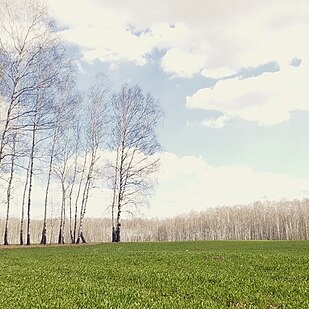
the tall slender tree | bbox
[40,73,78,245]
[0,0,69,245]
[3,130,17,245]
[75,75,110,244]
[109,84,162,242]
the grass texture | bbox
[0,241,308,308]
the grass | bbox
[0,241,308,308]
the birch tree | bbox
[0,0,61,169]
[54,141,72,244]
[68,124,82,243]
[53,114,80,244]
[109,84,162,242]
[40,74,78,245]
[0,0,69,245]
[3,130,17,245]
[75,76,110,244]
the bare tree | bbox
[68,124,82,243]
[25,67,64,245]
[40,73,78,245]
[72,150,87,244]
[0,0,69,245]
[0,0,60,169]
[54,143,71,244]
[75,76,110,244]
[53,118,80,244]
[109,84,162,242]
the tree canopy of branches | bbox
[109,84,162,242]
[0,0,73,245]
[0,1,162,246]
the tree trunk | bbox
[115,205,122,242]
[115,224,121,243]
[76,217,87,244]
[76,150,96,244]
[41,133,57,245]
[112,227,116,242]
[68,154,78,244]
[4,133,17,245]
[111,146,120,242]
[58,181,66,244]
[26,123,37,246]
[73,153,87,243]
[20,160,31,245]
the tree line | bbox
[1,199,308,244]
[0,0,162,245]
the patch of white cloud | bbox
[201,68,236,80]
[47,0,193,66]
[46,0,309,78]
[186,61,309,126]
[161,48,207,78]
[3,151,309,219]
[147,152,309,217]
[201,115,231,129]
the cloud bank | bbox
[46,0,309,126]
[47,0,309,77]
[2,152,309,219]
[187,61,309,126]
[148,152,309,217]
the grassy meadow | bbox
[0,241,308,308]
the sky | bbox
[37,0,309,218]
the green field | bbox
[0,241,308,308]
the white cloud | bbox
[47,0,192,66]
[201,115,231,129]
[2,151,309,219]
[55,3,152,65]
[201,68,236,79]
[146,152,309,217]
[161,48,207,78]
[46,0,309,77]
[186,61,309,126]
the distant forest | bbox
[1,199,308,244]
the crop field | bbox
[0,241,308,308]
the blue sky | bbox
[42,0,309,217]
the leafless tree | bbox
[75,76,110,244]
[68,124,82,243]
[0,0,69,245]
[25,60,67,245]
[72,149,87,244]
[1,199,309,244]
[40,73,78,245]
[53,114,80,244]
[0,0,61,168]
[54,142,72,244]
[109,84,162,242]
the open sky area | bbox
[39,0,309,218]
